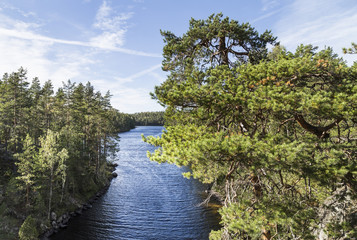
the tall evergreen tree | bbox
[0,68,30,152]
[15,135,37,205]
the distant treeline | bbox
[0,68,135,239]
[131,111,165,126]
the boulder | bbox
[50,212,57,221]
[57,215,63,224]
[51,221,58,229]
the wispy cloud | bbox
[0,2,38,19]
[91,1,133,49]
[99,63,164,113]
[261,0,280,11]
[251,7,284,23]
[0,24,160,57]
[275,0,357,63]
[0,1,160,57]
[116,64,162,83]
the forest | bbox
[144,13,357,239]
[131,111,165,126]
[0,71,136,239]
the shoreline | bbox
[39,164,118,240]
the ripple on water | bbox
[50,126,221,240]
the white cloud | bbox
[111,87,164,113]
[0,21,160,57]
[90,31,126,49]
[106,64,165,113]
[91,75,164,113]
[90,1,133,49]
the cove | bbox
[50,126,221,240]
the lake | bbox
[50,126,220,240]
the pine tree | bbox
[146,14,357,239]
[0,68,30,152]
[15,135,37,205]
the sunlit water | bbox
[50,126,221,240]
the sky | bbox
[0,0,356,113]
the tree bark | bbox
[219,37,229,65]
[294,114,342,138]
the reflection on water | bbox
[50,126,221,240]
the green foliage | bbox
[18,215,38,240]
[343,42,357,54]
[15,135,37,204]
[38,129,68,219]
[146,14,357,239]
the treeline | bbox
[0,68,135,239]
[131,111,164,126]
[145,14,357,239]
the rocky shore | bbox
[39,164,119,240]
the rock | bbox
[50,212,57,221]
[51,221,58,229]
[62,216,69,225]
[112,172,118,178]
[40,223,48,232]
[75,208,82,215]
[59,223,68,229]
[44,228,54,238]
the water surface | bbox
[51,126,220,240]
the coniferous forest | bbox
[0,69,135,239]
[144,14,357,239]
[131,111,164,126]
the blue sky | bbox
[0,0,356,113]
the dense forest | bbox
[145,14,357,239]
[0,70,135,239]
[131,111,164,126]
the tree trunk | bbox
[219,37,229,65]
[48,167,53,220]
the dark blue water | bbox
[50,126,221,240]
